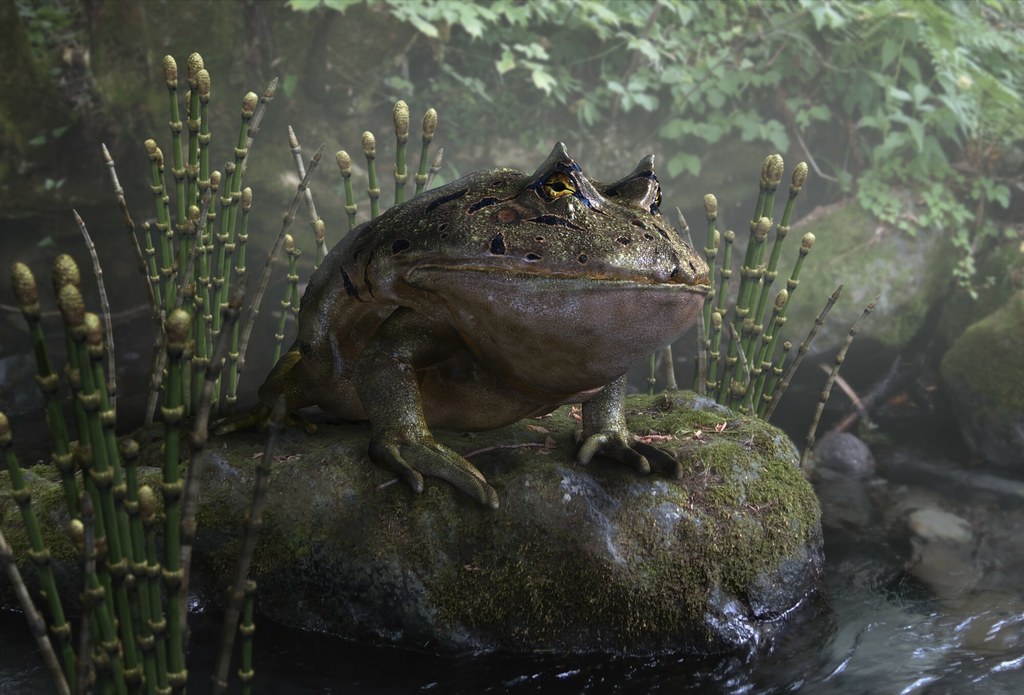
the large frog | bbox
[253,143,709,507]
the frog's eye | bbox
[651,187,662,214]
[541,172,576,200]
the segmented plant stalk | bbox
[757,232,816,417]
[749,163,808,360]
[363,131,380,218]
[764,285,843,421]
[393,100,410,205]
[161,309,190,692]
[0,413,76,689]
[0,528,71,695]
[708,310,724,397]
[701,195,719,341]
[185,53,203,216]
[139,485,170,693]
[273,235,300,364]
[162,57,188,279]
[287,125,327,267]
[78,312,142,687]
[426,147,444,190]
[145,140,175,309]
[238,579,257,695]
[70,499,93,694]
[196,66,212,191]
[102,143,156,313]
[10,263,79,516]
[226,188,253,411]
[708,229,734,398]
[192,199,213,411]
[212,397,286,695]
[179,289,243,631]
[414,108,438,195]
[647,352,656,396]
[761,340,792,414]
[52,260,107,546]
[239,77,278,180]
[120,439,159,692]
[800,297,877,468]
[337,150,357,231]
[237,146,325,385]
[752,289,789,414]
[73,210,117,409]
[216,92,257,325]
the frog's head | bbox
[382,143,712,392]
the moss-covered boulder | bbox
[781,198,956,353]
[1,393,822,655]
[940,290,1024,470]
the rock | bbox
[812,432,875,479]
[780,198,956,355]
[1,393,823,655]
[905,508,981,596]
[940,289,1024,470]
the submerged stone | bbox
[1,393,823,655]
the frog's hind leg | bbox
[214,345,317,434]
[354,307,500,508]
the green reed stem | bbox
[139,485,170,693]
[337,150,357,231]
[415,108,437,196]
[145,140,175,310]
[0,413,76,690]
[161,309,190,692]
[212,397,286,695]
[273,235,300,364]
[426,147,444,190]
[287,125,327,266]
[238,579,257,695]
[185,53,203,217]
[393,100,410,205]
[162,57,188,283]
[363,131,380,219]
[226,188,252,412]
[764,285,842,421]
[800,296,877,468]
[10,263,79,516]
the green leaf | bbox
[496,49,516,75]
[51,125,69,138]
[881,38,900,70]
[28,135,46,146]
[530,66,557,95]
[667,152,701,178]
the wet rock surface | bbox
[1,393,823,655]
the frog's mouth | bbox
[407,258,711,292]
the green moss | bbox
[941,290,1024,416]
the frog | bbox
[243,142,710,508]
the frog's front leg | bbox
[353,307,500,509]
[577,374,683,479]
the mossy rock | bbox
[940,290,1024,470]
[781,198,957,353]
[0,393,822,655]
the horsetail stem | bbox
[393,100,410,205]
[161,309,189,691]
[287,125,327,267]
[185,53,203,214]
[363,131,380,219]
[336,150,357,231]
[415,108,438,195]
[273,234,300,364]
[10,262,79,516]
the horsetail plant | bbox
[337,149,358,231]
[274,234,300,364]
[363,131,381,219]
[287,125,328,267]
[393,100,410,205]
[415,108,438,195]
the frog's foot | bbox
[369,434,500,509]
[576,430,684,479]
[213,405,318,435]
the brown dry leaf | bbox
[526,424,550,433]
[715,421,728,433]
[636,432,674,444]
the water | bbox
[3,440,1023,693]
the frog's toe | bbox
[577,432,683,479]
[369,439,500,509]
